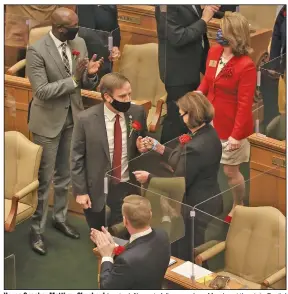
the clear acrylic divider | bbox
[258,53,286,139]
[105,136,190,257]
[4,254,16,289]
[78,26,118,77]
[193,164,285,289]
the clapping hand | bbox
[75,58,89,81]
[87,54,104,76]
[90,226,115,257]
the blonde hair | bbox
[122,195,152,229]
[221,12,253,56]
[177,91,214,129]
[98,72,130,100]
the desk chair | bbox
[5,131,42,232]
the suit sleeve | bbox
[81,43,99,90]
[140,106,148,137]
[70,115,89,196]
[100,257,133,290]
[26,46,75,101]
[270,8,285,61]
[231,62,257,140]
[166,6,207,47]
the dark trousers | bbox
[83,181,139,230]
[161,84,198,144]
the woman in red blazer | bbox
[198,12,257,222]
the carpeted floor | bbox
[4,212,98,290]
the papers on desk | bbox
[169,258,176,266]
[171,261,212,280]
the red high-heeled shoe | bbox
[224,215,232,223]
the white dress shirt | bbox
[49,31,77,88]
[104,104,129,182]
[101,227,153,264]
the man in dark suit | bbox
[77,5,121,80]
[155,5,221,144]
[26,7,102,255]
[91,195,170,290]
[71,73,147,230]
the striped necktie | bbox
[61,43,71,77]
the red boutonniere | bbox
[72,49,80,59]
[113,245,125,256]
[221,66,233,78]
[129,116,142,137]
[283,10,286,17]
[179,133,192,145]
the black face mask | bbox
[62,27,79,40]
[111,98,131,113]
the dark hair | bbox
[177,91,214,128]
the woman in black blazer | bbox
[134,91,223,261]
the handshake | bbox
[136,136,164,154]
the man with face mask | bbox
[26,7,103,255]
[70,72,148,232]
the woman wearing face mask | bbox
[133,91,223,261]
[197,12,257,223]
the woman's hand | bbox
[133,171,150,184]
[227,136,241,151]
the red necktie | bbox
[112,114,122,184]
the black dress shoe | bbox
[53,221,80,239]
[30,229,47,255]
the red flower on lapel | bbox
[72,49,80,58]
[132,120,142,131]
[113,245,125,256]
[221,66,233,78]
[179,134,192,145]
[283,10,286,17]
[129,117,142,137]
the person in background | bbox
[155,5,222,145]
[269,5,286,115]
[133,92,223,261]
[91,195,170,290]
[5,5,76,77]
[197,12,257,222]
[26,7,101,255]
[77,5,121,80]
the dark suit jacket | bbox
[270,5,286,74]
[77,5,120,77]
[155,5,223,87]
[162,124,222,213]
[70,103,147,212]
[100,228,170,289]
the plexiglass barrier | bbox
[259,53,286,140]
[4,254,16,289]
[193,164,285,289]
[105,137,188,251]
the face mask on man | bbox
[62,27,79,40]
[216,29,229,47]
[110,98,131,113]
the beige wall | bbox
[240,5,278,29]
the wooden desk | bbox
[248,133,286,215]
[165,256,244,290]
